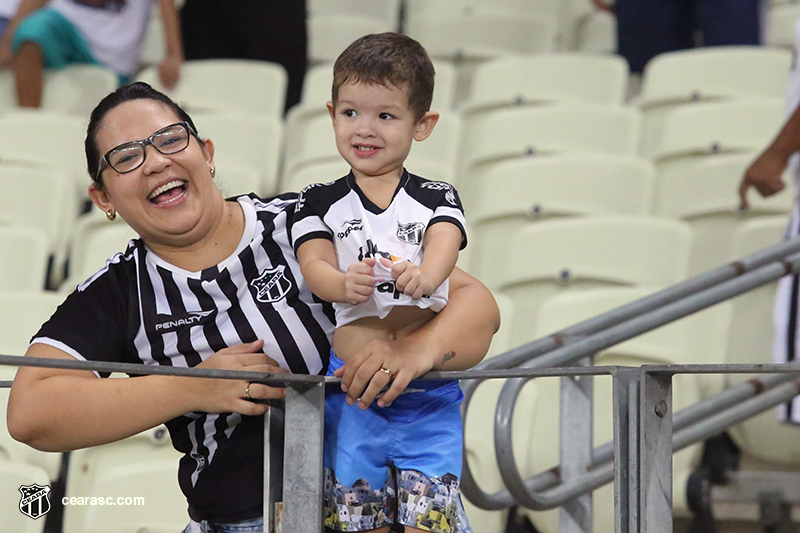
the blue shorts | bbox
[323,352,473,532]
[11,8,97,69]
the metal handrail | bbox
[460,236,800,510]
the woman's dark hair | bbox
[86,81,201,186]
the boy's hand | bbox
[344,258,376,305]
[379,257,435,300]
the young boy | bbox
[291,33,473,532]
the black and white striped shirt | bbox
[33,193,335,523]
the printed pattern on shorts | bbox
[324,468,463,532]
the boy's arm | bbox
[384,222,462,299]
[296,239,374,305]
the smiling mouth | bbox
[148,180,187,204]
[354,145,380,152]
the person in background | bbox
[179,0,307,113]
[0,0,21,43]
[6,81,499,532]
[592,0,761,73]
[0,0,182,107]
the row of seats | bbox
[464,215,791,533]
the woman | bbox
[6,82,499,532]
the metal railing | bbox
[2,236,800,532]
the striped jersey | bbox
[290,171,467,327]
[32,193,335,523]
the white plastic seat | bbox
[193,112,284,196]
[0,226,49,292]
[496,216,692,347]
[638,47,792,154]
[137,59,288,119]
[405,11,558,63]
[724,216,800,466]
[0,110,91,206]
[63,427,187,533]
[465,154,656,279]
[461,53,629,117]
[41,64,120,117]
[656,153,793,275]
[765,3,800,49]
[307,15,394,65]
[573,9,616,53]
[460,103,642,179]
[61,212,138,292]
[279,160,351,195]
[652,99,786,206]
[522,289,708,532]
[0,460,49,533]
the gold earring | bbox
[209,165,216,178]
[106,209,116,221]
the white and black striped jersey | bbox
[32,193,335,523]
[290,171,467,328]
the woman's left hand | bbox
[333,337,434,409]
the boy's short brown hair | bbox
[331,32,435,121]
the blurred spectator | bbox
[0,0,183,107]
[180,0,307,113]
[0,0,22,45]
[592,0,761,73]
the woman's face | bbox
[88,99,221,248]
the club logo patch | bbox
[251,265,292,303]
[397,222,425,245]
[19,484,51,520]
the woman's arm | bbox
[335,266,499,409]
[7,340,285,452]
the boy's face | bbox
[327,81,438,183]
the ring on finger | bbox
[244,383,251,400]
[379,367,396,379]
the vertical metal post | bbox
[282,381,325,533]
[613,367,640,533]
[640,370,673,533]
[264,403,285,533]
[560,358,594,532]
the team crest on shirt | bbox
[420,181,457,206]
[19,484,51,519]
[397,222,426,246]
[251,265,293,303]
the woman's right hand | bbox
[190,339,288,417]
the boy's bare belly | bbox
[332,305,436,361]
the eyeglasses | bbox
[95,121,197,181]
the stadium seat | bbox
[764,2,800,49]
[521,288,708,532]
[0,163,77,284]
[0,226,49,292]
[41,64,120,117]
[137,59,288,119]
[459,103,642,182]
[573,9,616,53]
[724,216,800,466]
[0,110,90,206]
[495,216,692,347]
[308,15,396,65]
[656,153,793,275]
[61,212,138,292]
[464,154,656,278]
[637,47,792,154]
[0,460,49,533]
[651,99,786,204]
[192,112,284,196]
[460,53,629,117]
[279,160,350,195]
[63,426,187,533]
